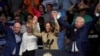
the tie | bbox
[47,33,49,38]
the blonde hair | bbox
[26,21,33,28]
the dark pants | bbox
[69,52,85,56]
[22,50,35,56]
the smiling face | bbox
[46,4,53,12]
[75,16,85,29]
[26,22,33,33]
[13,22,21,34]
[45,22,53,33]
[39,5,44,12]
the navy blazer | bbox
[58,16,99,52]
[0,22,22,56]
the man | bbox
[12,22,22,56]
[42,4,54,23]
[8,15,26,33]
[0,21,22,56]
[58,14,99,56]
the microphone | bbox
[45,39,50,47]
[46,39,50,45]
[49,39,54,49]
[49,39,54,45]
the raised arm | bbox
[51,11,60,34]
[32,24,42,37]
[31,16,42,37]
[58,17,72,30]
[33,31,42,37]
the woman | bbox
[27,14,40,33]
[27,14,43,32]
[19,22,38,56]
[37,4,46,15]
[33,11,60,49]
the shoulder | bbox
[23,32,27,36]
[8,28,14,33]
[42,31,46,34]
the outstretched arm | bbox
[58,17,72,30]
[33,31,42,37]
[32,24,42,37]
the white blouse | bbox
[19,32,38,55]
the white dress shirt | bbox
[71,41,79,52]
[19,32,38,55]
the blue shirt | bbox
[12,34,21,55]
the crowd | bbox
[0,0,100,56]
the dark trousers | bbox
[69,52,85,56]
[22,50,35,56]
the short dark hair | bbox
[27,13,33,18]
[26,13,33,21]
[46,4,53,8]
[14,21,22,25]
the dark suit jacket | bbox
[58,16,99,52]
[0,22,22,56]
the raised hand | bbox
[51,11,58,19]
[32,16,38,24]
[52,11,61,19]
